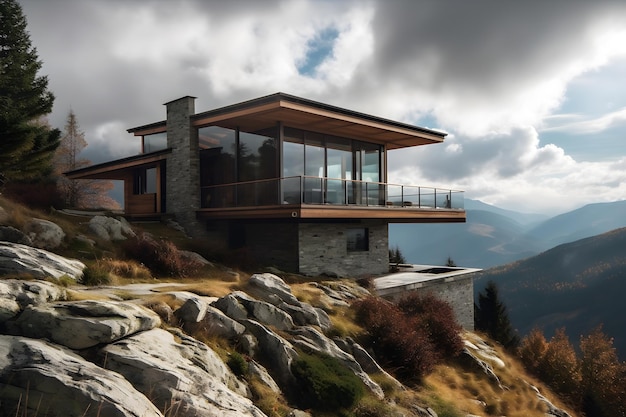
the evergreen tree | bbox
[0,0,60,187]
[475,280,520,349]
[389,245,406,264]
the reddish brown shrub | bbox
[397,292,464,358]
[122,232,203,278]
[352,296,441,383]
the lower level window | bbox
[347,228,369,252]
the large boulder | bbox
[0,242,85,280]
[23,218,65,249]
[0,225,32,245]
[0,335,163,417]
[0,279,67,322]
[242,319,298,387]
[249,273,300,305]
[232,291,295,331]
[13,300,161,349]
[88,215,135,241]
[100,328,265,417]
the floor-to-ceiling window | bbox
[281,127,384,205]
[199,125,278,207]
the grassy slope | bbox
[0,196,577,417]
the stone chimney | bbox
[164,96,203,236]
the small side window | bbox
[347,228,369,252]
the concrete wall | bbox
[298,221,388,278]
[165,96,204,237]
[379,275,475,330]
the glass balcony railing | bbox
[200,176,464,210]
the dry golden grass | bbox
[411,333,579,417]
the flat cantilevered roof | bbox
[128,93,446,150]
[374,264,482,296]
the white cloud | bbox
[542,107,626,134]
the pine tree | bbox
[475,280,520,349]
[53,110,119,209]
[0,0,60,187]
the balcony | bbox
[198,176,465,223]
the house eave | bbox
[197,204,466,222]
[64,149,171,180]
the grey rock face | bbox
[0,335,164,417]
[15,300,161,349]
[0,242,85,280]
[23,218,65,249]
[218,291,296,331]
[242,319,299,387]
[100,328,265,417]
[0,279,67,323]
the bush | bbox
[122,232,203,278]
[353,293,464,384]
[397,292,464,358]
[291,351,365,411]
[352,296,438,383]
[80,264,112,286]
[227,352,249,377]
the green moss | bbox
[291,351,365,411]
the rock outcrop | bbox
[0,271,574,417]
[0,335,164,417]
[88,215,135,241]
[0,242,84,280]
[23,218,66,249]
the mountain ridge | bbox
[390,199,626,268]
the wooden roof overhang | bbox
[64,149,171,180]
[128,93,447,149]
[197,204,466,223]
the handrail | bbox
[200,176,464,210]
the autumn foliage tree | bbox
[53,110,119,210]
[519,325,626,417]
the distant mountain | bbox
[526,200,626,251]
[389,199,626,269]
[389,209,540,268]
[463,199,548,227]
[475,227,626,359]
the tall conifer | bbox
[475,280,520,349]
[0,0,60,186]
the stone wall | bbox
[298,221,388,278]
[379,275,475,330]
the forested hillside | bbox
[476,227,626,359]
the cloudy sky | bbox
[19,0,626,215]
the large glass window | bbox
[238,130,277,182]
[199,126,279,207]
[199,126,237,207]
[280,127,384,205]
[143,132,167,153]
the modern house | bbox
[66,93,466,277]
